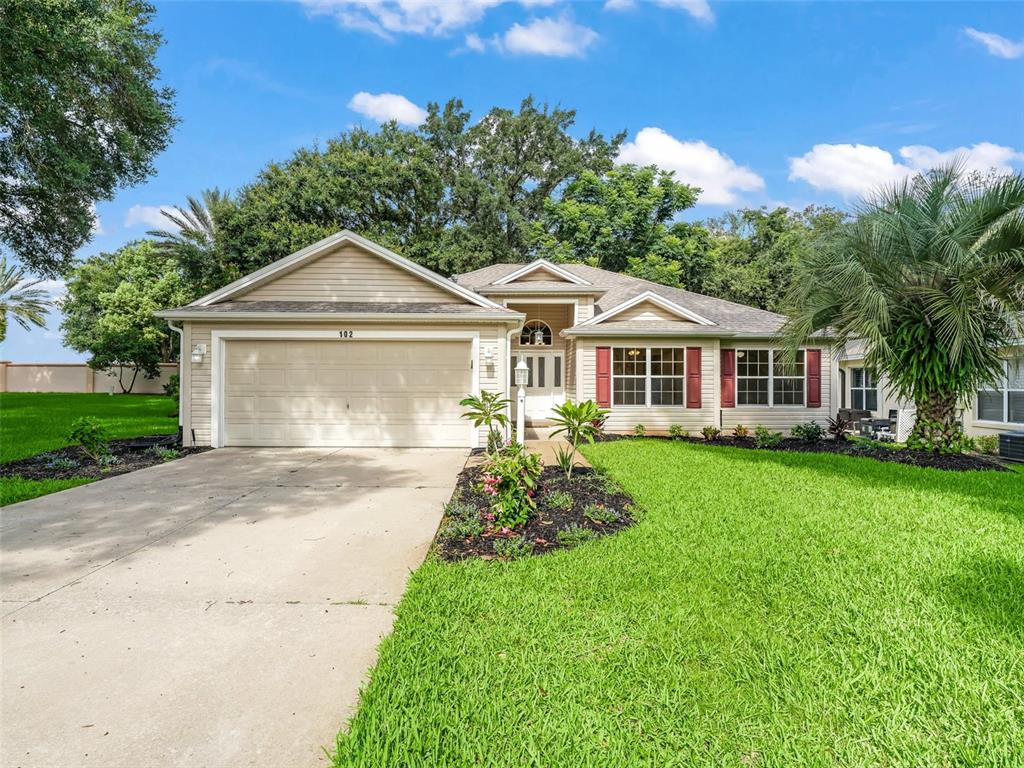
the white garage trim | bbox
[210,329,480,449]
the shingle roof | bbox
[455,262,791,335]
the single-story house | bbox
[839,340,1024,438]
[158,230,841,449]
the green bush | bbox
[791,421,825,443]
[584,503,620,525]
[701,425,721,441]
[668,424,687,439]
[556,524,599,549]
[438,499,484,541]
[754,425,783,449]
[150,446,180,462]
[976,435,999,455]
[480,442,543,529]
[492,535,534,560]
[543,490,574,511]
[163,373,180,399]
[67,417,111,464]
[633,424,647,438]
[732,424,750,439]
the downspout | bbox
[166,321,185,438]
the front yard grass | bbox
[333,441,1023,767]
[0,392,177,464]
[1,392,178,505]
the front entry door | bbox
[512,352,565,419]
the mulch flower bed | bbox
[1,437,210,482]
[436,465,636,561]
[594,434,1008,472]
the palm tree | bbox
[781,163,1024,452]
[0,258,51,343]
[148,188,233,293]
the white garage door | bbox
[223,339,472,447]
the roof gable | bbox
[191,231,501,309]
[493,259,591,286]
[580,291,716,327]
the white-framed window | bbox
[977,356,1024,424]
[850,367,878,411]
[735,349,808,407]
[520,320,552,346]
[611,347,686,407]
[736,349,769,405]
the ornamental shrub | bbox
[479,442,543,529]
[67,417,111,464]
[754,425,783,449]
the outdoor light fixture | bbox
[515,358,529,387]
[533,329,545,345]
[191,343,206,364]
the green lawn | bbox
[333,441,1024,767]
[0,392,177,463]
[1,392,177,505]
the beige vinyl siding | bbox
[511,267,575,283]
[182,320,506,447]
[577,296,594,322]
[577,338,718,433]
[606,301,694,324]
[721,340,833,433]
[238,243,462,303]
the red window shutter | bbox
[720,349,736,408]
[596,346,611,407]
[806,349,822,408]
[686,347,702,408]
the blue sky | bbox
[4,0,1022,362]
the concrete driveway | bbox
[1,447,466,768]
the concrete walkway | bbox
[1,447,466,768]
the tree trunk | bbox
[911,390,962,452]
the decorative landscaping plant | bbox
[791,421,825,443]
[548,399,608,479]
[754,425,784,449]
[67,417,111,464]
[701,425,721,441]
[435,459,635,561]
[732,424,750,439]
[479,441,542,529]
[827,415,852,442]
[633,424,646,437]
[459,391,512,454]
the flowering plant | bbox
[478,441,543,529]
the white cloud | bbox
[348,91,428,126]
[605,0,714,24]
[964,27,1024,59]
[300,0,554,38]
[89,203,103,235]
[499,16,598,57]
[788,142,1024,198]
[464,32,486,52]
[616,127,764,205]
[124,204,176,231]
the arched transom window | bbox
[520,319,552,346]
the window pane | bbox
[773,350,804,377]
[554,356,562,388]
[651,348,684,376]
[537,356,545,388]
[651,377,684,406]
[852,368,864,388]
[737,378,768,405]
[613,377,646,406]
[737,349,768,377]
[1008,358,1024,390]
[852,390,864,410]
[1009,392,1024,424]
[865,389,878,411]
[977,390,1004,421]
[527,357,534,388]
[773,377,804,406]
[613,347,645,376]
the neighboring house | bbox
[839,340,1024,438]
[158,230,839,449]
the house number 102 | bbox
[338,330,355,339]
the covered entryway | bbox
[222,338,472,447]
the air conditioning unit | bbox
[999,431,1024,463]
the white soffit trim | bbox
[190,230,502,310]
[579,290,716,327]
[492,259,591,286]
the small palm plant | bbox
[549,399,609,479]
[459,391,511,454]
[0,257,51,342]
